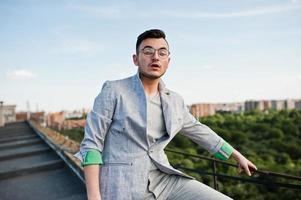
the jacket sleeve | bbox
[74,81,116,164]
[179,101,233,160]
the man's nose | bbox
[152,50,160,60]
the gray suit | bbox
[76,73,226,200]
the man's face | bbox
[133,38,170,80]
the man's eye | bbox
[144,49,154,54]
[159,50,168,56]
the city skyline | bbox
[3,97,301,113]
[1,0,301,112]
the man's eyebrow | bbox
[142,45,153,49]
[141,45,168,50]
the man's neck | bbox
[139,74,160,97]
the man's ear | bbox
[132,54,138,66]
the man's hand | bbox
[231,149,257,176]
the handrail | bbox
[165,148,301,190]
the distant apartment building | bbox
[16,112,28,121]
[245,99,294,112]
[245,100,265,112]
[30,112,45,124]
[190,103,215,118]
[65,110,84,119]
[271,100,286,110]
[16,111,45,125]
[215,102,244,113]
[285,99,296,110]
[46,111,65,130]
[262,100,272,110]
[0,102,16,127]
[46,110,87,131]
[190,98,301,117]
[62,119,86,129]
[190,102,245,118]
[295,100,301,110]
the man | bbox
[75,29,257,200]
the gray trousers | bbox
[143,174,233,200]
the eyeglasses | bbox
[140,47,170,59]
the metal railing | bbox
[165,148,301,191]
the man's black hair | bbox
[136,29,168,54]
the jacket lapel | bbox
[132,73,149,146]
[133,73,173,139]
[159,80,172,137]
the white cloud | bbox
[75,3,301,20]
[6,69,37,80]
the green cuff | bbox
[82,149,103,167]
[214,142,233,161]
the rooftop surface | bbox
[0,121,87,200]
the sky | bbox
[0,0,301,112]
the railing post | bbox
[212,160,218,190]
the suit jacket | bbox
[76,73,226,200]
